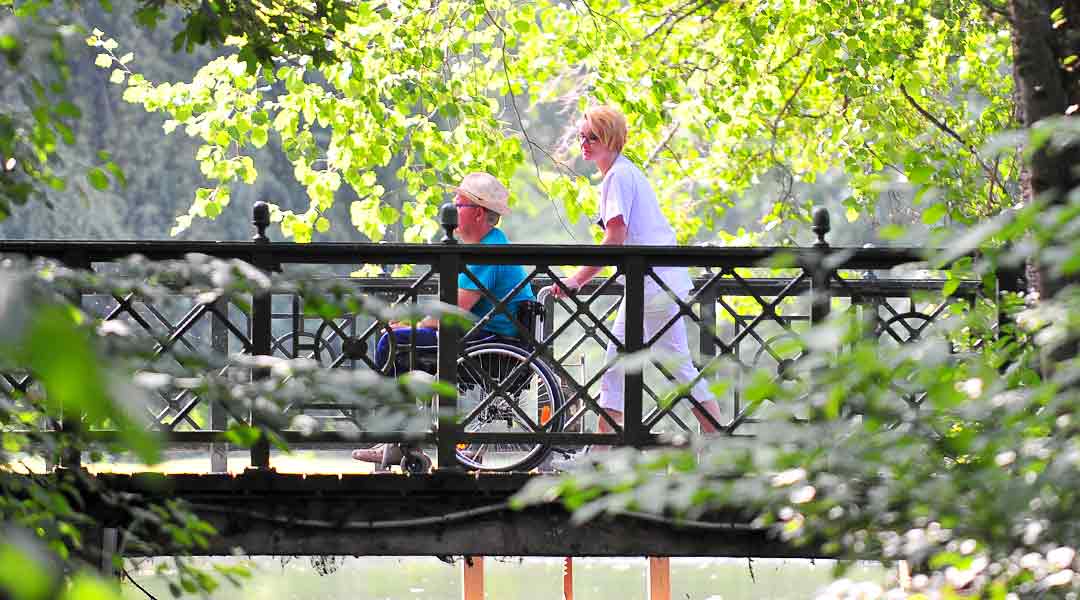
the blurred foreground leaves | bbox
[0,252,448,599]
[517,166,1080,598]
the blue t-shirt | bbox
[458,228,536,337]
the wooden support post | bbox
[648,556,671,600]
[101,528,120,579]
[462,555,484,600]
[897,560,912,590]
[562,557,574,600]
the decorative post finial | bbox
[812,207,830,248]
[440,202,458,244]
[253,201,270,243]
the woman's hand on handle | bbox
[544,280,579,300]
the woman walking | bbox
[549,105,723,437]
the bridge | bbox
[2,205,1020,563]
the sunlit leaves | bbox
[103,2,523,242]
[99,0,1016,243]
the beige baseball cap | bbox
[453,172,511,216]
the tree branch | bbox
[481,2,578,239]
[643,0,727,49]
[899,83,1009,203]
[975,0,1009,17]
[644,121,680,169]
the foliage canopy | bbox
[76,0,1016,243]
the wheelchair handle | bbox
[535,286,553,304]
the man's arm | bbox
[411,289,482,329]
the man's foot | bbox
[351,444,404,471]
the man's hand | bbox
[389,317,439,329]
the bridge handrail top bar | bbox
[0,240,959,268]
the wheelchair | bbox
[379,295,566,472]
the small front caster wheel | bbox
[400,451,432,474]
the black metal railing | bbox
[0,204,1016,472]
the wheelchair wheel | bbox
[454,343,564,472]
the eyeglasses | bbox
[454,202,482,210]
[578,132,600,144]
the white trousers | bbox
[598,292,715,413]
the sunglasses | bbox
[578,132,600,144]
[454,202,483,209]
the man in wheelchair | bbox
[353,172,537,467]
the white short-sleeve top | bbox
[599,154,693,296]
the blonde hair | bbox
[584,105,628,154]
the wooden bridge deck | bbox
[82,470,824,559]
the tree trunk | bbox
[1009,0,1080,301]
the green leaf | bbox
[315,216,330,232]
[94,53,112,68]
[349,200,367,227]
[224,424,262,447]
[61,572,123,600]
[922,203,947,225]
[54,101,81,119]
[24,303,160,463]
[105,161,126,188]
[378,204,399,225]
[878,224,907,240]
[908,165,934,185]
[250,126,268,148]
[0,540,54,600]
[87,168,109,190]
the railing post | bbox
[810,207,832,326]
[249,201,272,470]
[624,255,647,448]
[99,527,120,579]
[59,249,90,470]
[697,280,718,364]
[436,203,461,469]
[210,297,229,473]
[808,208,832,423]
